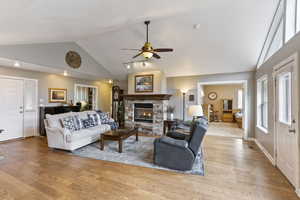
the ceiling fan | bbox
[122,20,173,59]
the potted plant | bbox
[167,106,175,120]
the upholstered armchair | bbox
[154,120,208,171]
[166,116,208,140]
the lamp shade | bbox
[188,105,203,117]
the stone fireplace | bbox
[124,94,172,135]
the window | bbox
[265,19,284,61]
[257,0,300,67]
[257,76,268,132]
[285,0,296,42]
[278,72,292,124]
[237,89,243,109]
[257,0,284,67]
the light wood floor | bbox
[0,136,298,200]
[207,122,244,138]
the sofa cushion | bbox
[46,112,74,128]
[67,124,111,143]
[61,116,78,132]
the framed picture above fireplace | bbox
[135,74,154,93]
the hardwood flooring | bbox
[0,136,298,200]
[207,122,244,138]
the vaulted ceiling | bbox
[0,0,278,80]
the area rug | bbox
[72,136,204,175]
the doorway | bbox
[198,80,248,139]
[0,76,38,141]
[273,54,299,188]
[0,78,24,141]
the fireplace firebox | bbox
[134,103,153,123]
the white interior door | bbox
[23,79,38,137]
[0,78,24,141]
[275,61,298,187]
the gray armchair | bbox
[154,121,208,171]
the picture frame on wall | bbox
[49,88,67,103]
[135,74,154,93]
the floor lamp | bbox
[181,89,188,121]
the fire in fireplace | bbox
[134,103,153,123]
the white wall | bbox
[0,42,112,80]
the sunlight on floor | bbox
[207,122,244,138]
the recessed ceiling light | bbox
[193,24,201,29]
[108,79,113,84]
[63,70,68,76]
[126,64,131,69]
[14,61,21,67]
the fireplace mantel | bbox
[123,94,172,101]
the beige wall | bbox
[127,70,166,94]
[167,71,255,137]
[0,65,112,112]
[203,84,243,120]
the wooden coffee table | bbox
[100,127,139,153]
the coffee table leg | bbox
[100,136,104,151]
[136,131,138,141]
[118,139,122,153]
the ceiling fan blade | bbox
[153,48,173,52]
[152,53,161,59]
[121,48,141,51]
[132,52,143,59]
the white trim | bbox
[197,80,249,140]
[256,75,269,132]
[74,83,99,110]
[245,137,255,141]
[256,125,269,134]
[295,188,300,198]
[273,52,299,189]
[0,74,39,137]
[254,139,276,166]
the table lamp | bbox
[188,105,203,121]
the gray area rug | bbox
[72,136,204,175]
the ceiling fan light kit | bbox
[122,20,173,60]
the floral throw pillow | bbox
[81,118,96,129]
[99,112,111,124]
[61,117,78,132]
[74,115,84,130]
[88,113,101,126]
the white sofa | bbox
[44,111,111,151]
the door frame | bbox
[272,53,299,190]
[197,80,249,140]
[74,84,99,110]
[0,75,39,137]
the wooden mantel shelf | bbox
[122,94,172,100]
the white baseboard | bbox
[295,189,300,198]
[254,139,275,166]
[244,137,255,141]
